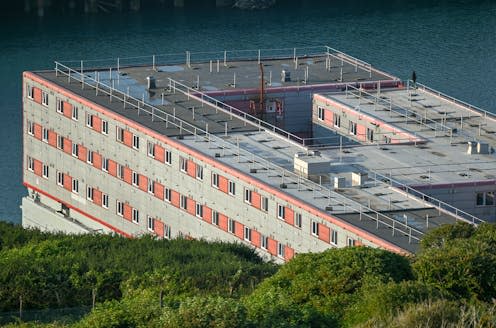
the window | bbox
[333,114,341,128]
[57,135,64,150]
[212,210,219,226]
[42,91,49,106]
[212,173,219,188]
[347,237,356,247]
[102,120,108,135]
[318,106,325,120]
[87,151,94,165]
[116,127,124,142]
[195,203,203,218]
[132,171,139,186]
[57,172,64,186]
[102,193,109,209]
[367,128,374,142]
[228,181,236,195]
[384,136,391,144]
[244,188,252,204]
[102,157,109,172]
[180,195,188,210]
[277,204,285,220]
[164,188,171,203]
[72,143,79,157]
[196,166,203,180]
[27,156,34,171]
[72,106,79,121]
[311,220,319,236]
[349,121,357,136]
[164,224,171,239]
[261,234,268,250]
[148,180,155,194]
[147,216,155,232]
[147,141,155,158]
[27,121,34,135]
[180,157,188,172]
[295,213,302,228]
[244,226,252,242]
[56,98,63,114]
[115,164,122,179]
[87,186,94,201]
[331,230,338,245]
[476,192,495,206]
[42,128,49,143]
[165,150,172,165]
[117,201,124,217]
[277,243,285,258]
[132,208,139,224]
[86,113,93,128]
[72,179,79,194]
[27,85,33,99]
[42,164,49,179]
[486,192,495,206]
[228,218,235,234]
[261,196,269,212]
[132,135,140,149]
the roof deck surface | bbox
[317,88,496,186]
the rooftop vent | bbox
[478,142,490,155]
[281,70,291,82]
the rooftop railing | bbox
[54,60,425,245]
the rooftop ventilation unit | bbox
[281,70,291,82]
[477,142,490,155]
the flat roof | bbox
[316,87,496,186]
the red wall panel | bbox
[219,176,228,193]
[187,198,196,216]
[123,130,133,147]
[155,145,165,163]
[108,159,117,177]
[93,189,102,206]
[284,207,294,225]
[187,160,196,178]
[284,246,295,261]
[123,167,132,184]
[63,138,72,155]
[267,238,277,256]
[123,203,132,221]
[48,130,57,147]
[33,87,42,104]
[318,223,330,243]
[252,192,261,210]
[154,182,164,200]
[323,108,333,126]
[234,221,244,239]
[63,174,72,192]
[357,124,367,142]
[93,153,102,170]
[203,206,212,223]
[154,219,164,237]
[219,214,228,231]
[171,190,180,208]
[251,230,261,247]
[93,116,102,133]
[33,159,42,176]
[33,123,42,140]
[78,145,87,162]
[139,175,148,192]
[63,102,72,119]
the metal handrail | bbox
[415,82,496,122]
[370,171,484,225]
[168,78,308,148]
[54,61,423,243]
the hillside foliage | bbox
[1,221,496,327]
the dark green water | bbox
[1,0,495,223]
